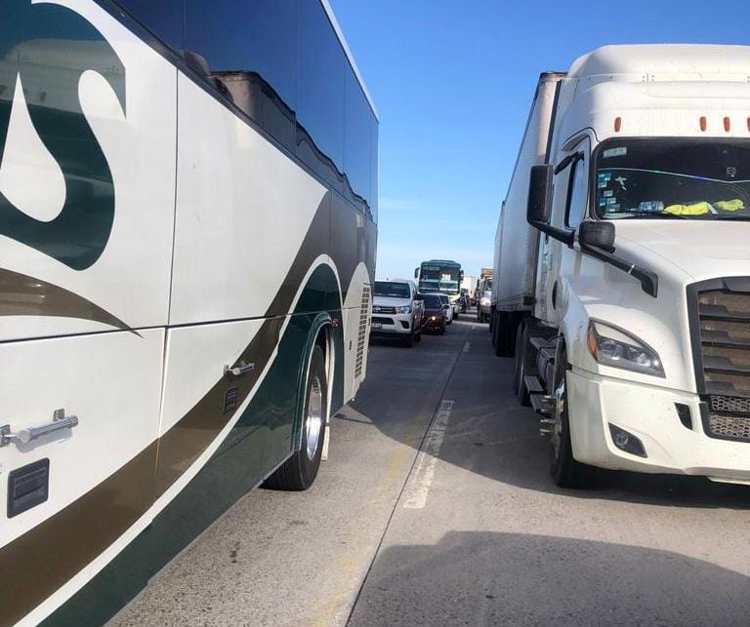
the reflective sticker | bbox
[603,190,614,197]
[602,147,627,158]
[607,197,618,205]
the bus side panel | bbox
[169,73,329,327]
[0,0,177,341]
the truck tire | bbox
[550,344,593,489]
[403,331,415,347]
[512,323,531,406]
[495,312,516,358]
[264,345,327,491]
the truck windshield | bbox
[595,139,750,220]
[374,282,411,298]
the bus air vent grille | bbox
[355,286,371,378]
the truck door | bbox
[536,137,590,324]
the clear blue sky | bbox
[329,0,749,279]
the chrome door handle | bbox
[224,361,255,377]
[1,409,79,447]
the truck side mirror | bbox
[579,221,615,252]
[414,267,418,279]
[414,293,424,301]
[527,164,553,225]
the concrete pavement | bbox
[112,313,750,626]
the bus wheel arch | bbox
[265,318,334,491]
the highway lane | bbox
[112,313,750,626]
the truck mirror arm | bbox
[579,242,659,298]
[529,221,576,248]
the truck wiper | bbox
[620,213,687,220]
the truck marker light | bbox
[724,117,731,132]
[614,116,622,132]
[700,116,707,132]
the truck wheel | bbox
[264,345,327,491]
[550,345,592,489]
[403,332,415,347]
[495,312,515,357]
[414,327,422,343]
[454,311,460,321]
[513,323,531,406]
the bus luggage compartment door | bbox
[0,329,164,602]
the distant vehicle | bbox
[476,278,493,323]
[461,275,478,304]
[459,289,469,312]
[371,280,424,347]
[415,259,464,319]
[437,294,454,324]
[492,45,750,490]
[421,293,447,334]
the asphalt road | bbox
[112,312,750,627]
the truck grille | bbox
[689,278,750,441]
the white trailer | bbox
[492,44,750,488]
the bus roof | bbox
[321,0,379,121]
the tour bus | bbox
[0,1,378,625]
[414,259,464,318]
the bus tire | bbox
[264,345,327,491]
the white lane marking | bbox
[463,341,471,353]
[403,400,454,510]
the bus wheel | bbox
[265,345,327,490]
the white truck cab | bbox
[371,279,424,347]
[493,45,750,487]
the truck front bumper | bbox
[567,369,750,484]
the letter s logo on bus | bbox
[0,0,125,270]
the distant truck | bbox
[491,45,750,489]
[476,267,494,322]
[415,259,464,319]
[461,275,478,303]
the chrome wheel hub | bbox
[551,381,565,460]
[305,376,324,460]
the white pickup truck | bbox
[492,44,750,488]
[371,279,424,347]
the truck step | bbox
[524,375,544,394]
[529,393,554,418]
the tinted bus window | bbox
[116,0,185,52]
[344,70,371,209]
[184,0,298,149]
[297,0,345,173]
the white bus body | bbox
[493,44,750,488]
[0,1,378,624]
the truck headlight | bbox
[396,305,411,314]
[587,320,664,377]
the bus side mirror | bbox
[579,221,615,252]
[527,164,553,225]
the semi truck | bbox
[491,44,750,488]
[476,267,494,322]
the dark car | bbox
[421,293,446,334]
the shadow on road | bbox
[353,313,750,510]
[348,531,750,626]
